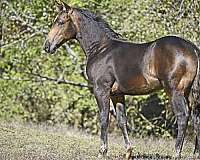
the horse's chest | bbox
[86,53,113,83]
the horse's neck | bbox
[76,29,112,58]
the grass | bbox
[0,121,196,160]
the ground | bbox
[0,121,196,160]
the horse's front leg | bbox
[94,85,111,157]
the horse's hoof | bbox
[175,153,181,159]
[98,149,108,159]
[124,146,133,160]
[193,152,200,159]
[98,154,107,159]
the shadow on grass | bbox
[131,153,172,159]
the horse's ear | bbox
[55,0,71,12]
[61,2,71,12]
[55,0,63,12]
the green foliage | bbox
[1,0,200,137]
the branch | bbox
[0,75,92,88]
[2,0,40,32]
[1,31,42,48]
[62,43,78,63]
[0,127,15,133]
[176,0,193,20]
[32,72,92,88]
[87,0,102,6]
[1,0,48,49]
[176,0,185,20]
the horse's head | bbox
[44,2,76,54]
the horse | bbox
[44,2,200,159]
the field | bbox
[0,121,196,160]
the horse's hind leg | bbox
[192,105,200,157]
[171,90,190,157]
[111,94,132,159]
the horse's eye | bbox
[57,20,65,25]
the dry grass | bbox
[0,121,196,160]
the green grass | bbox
[0,121,196,160]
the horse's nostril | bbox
[44,40,50,52]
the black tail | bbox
[190,46,200,155]
[190,47,200,108]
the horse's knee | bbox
[177,112,190,123]
[117,117,127,128]
[118,120,127,130]
[100,113,109,128]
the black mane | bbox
[75,8,121,39]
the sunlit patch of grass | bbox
[0,121,196,160]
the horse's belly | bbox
[112,74,161,95]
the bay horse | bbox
[44,2,200,159]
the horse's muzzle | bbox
[43,40,56,54]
